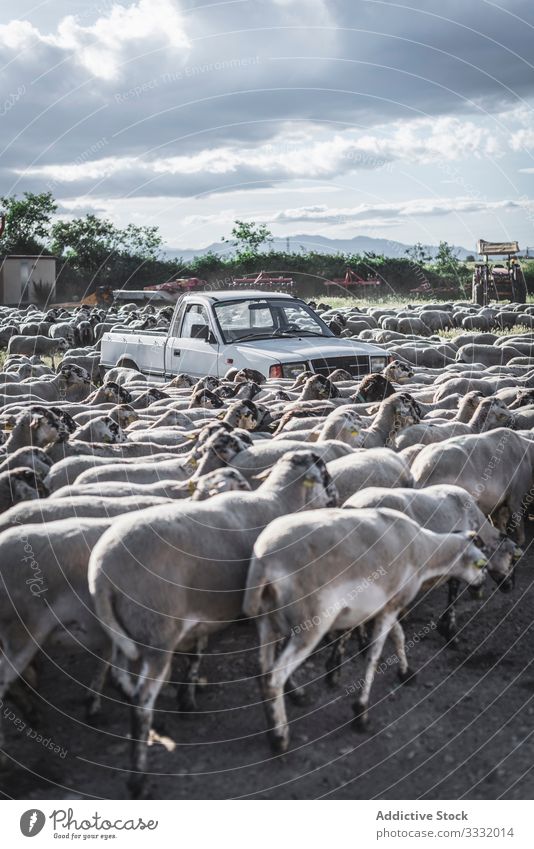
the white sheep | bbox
[88,450,338,797]
[243,507,489,752]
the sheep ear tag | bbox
[474,558,487,569]
[253,468,271,481]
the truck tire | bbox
[472,282,484,306]
[116,358,140,371]
[512,276,527,304]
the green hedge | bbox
[54,249,503,302]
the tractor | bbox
[472,239,527,305]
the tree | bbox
[51,215,164,281]
[0,192,57,254]
[51,214,120,278]
[405,242,431,265]
[222,219,273,258]
[121,223,163,261]
[433,240,461,275]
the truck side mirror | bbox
[191,324,216,343]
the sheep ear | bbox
[29,414,42,430]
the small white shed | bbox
[0,255,56,305]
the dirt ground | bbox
[2,526,534,801]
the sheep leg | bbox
[268,635,308,705]
[128,652,171,800]
[492,503,511,535]
[437,579,460,643]
[6,676,41,724]
[352,611,397,731]
[325,629,353,688]
[261,626,326,754]
[0,633,53,768]
[85,644,113,719]
[177,636,208,713]
[391,620,416,684]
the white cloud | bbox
[274,197,528,225]
[17,115,509,197]
[2,0,189,80]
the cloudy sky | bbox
[1,0,534,252]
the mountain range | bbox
[168,234,474,262]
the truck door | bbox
[165,302,220,377]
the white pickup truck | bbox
[100,290,390,381]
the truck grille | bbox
[310,355,370,378]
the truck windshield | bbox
[213,298,333,344]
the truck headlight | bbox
[282,362,308,379]
[370,355,388,373]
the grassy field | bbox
[322,294,534,310]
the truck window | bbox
[215,301,275,342]
[181,304,210,338]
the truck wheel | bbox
[472,282,484,306]
[512,277,527,304]
[116,358,139,371]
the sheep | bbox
[243,507,488,752]
[0,365,93,403]
[389,345,457,369]
[343,485,520,640]
[0,466,48,512]
[397,317,431,336]
[307,407,363,446]
[419,310,453,333]
[433,374,532,403]
[50,322,77,346]
[411,428,534,543]
[73,416,126,444]
[326,448,413,503]
[7,335,69,365]
[59,353,101,384]
[73,429,249,487]
[1,406,70,454]
[0,517,116,761]
[394,396,515,450]
[382,360,414,383]
[352,372,396,402]
[0,494,177,532]
[42,423,247,490]
[48,467,251,504]
[0,447,53,481]
[355,393,421,448]
[88,450,338,797]
[229,439,353,484]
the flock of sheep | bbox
[0,296,532,798]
